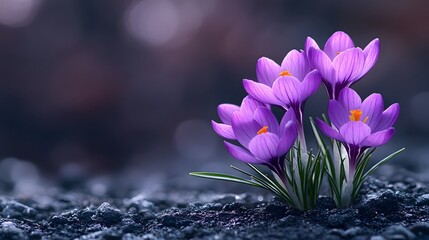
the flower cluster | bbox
[191,31,403,209]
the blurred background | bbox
[0,0,427,194]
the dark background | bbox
[0,0,427,185]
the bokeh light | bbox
[0,0,41,27]
[126,0,179,46]
[0,0,426,179]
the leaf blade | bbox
[189,172,261,187]
[362,148,405,179]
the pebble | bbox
[0,221,27,240]
[370,235,385,240]
[327,210,355,228]
[342,227,367,238]
[159,214,192,228]
[221,202,243,211]
[0,200,37,219]
[264,203,287,216]
[91,202,122,225]
[124,195,157,211]
[316,196,336,209]
[416,194,429,206]
[213,195,236,205]
[358,190,402,216]
[0,166,426,239]
[383,225,415,240]
[409,222,429,235]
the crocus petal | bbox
[243,79,282,106]
[361,128,395,147]
[305,36,320,53]
[256,57,281,86]
[240,96,265,116]
[360,38,380,78]
[324,31,355,60]
[277,120,297,156]
[300,69,321,101]
[248,133,280,161]
[253,107,279,136]
[338,88,362,111]
[328,100,349,129]
[339,121,371,146]
[279,109,296,136]
[231,111,261,148]
[361,93,383,130]
[211,121,236,139]
[308,47,335,84]
[280,50,309,81]
[218,104,239,125]
[224,141,263,164]
[272,76,302,106]
[332,48,365,84]
[315,118,343,141]
[373,103,400,132]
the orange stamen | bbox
[336,51,342,55]
[363,116,369,124]
[257,126,269,135]
[349,109,363,122]
[279,70,292,77]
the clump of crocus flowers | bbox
[190,31,404,210]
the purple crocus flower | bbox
[214,103,298,179]
[211,96,265,140]
[316,88,399,174]
[306,31,379,100]
[242,50,321,109]
[242,50,321,151]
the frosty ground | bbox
[0,164,428,239]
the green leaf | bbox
[246,164,281,189]
[189,172,261,187]
[339,156,346,189]
[352,149,375,194]
[362,148,405,179]
[310,117,327,155]
[246,164,290,197]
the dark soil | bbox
[0,166,429,240]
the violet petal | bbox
[328,100,349,129]
[240,96,265,116]
[305,36,320,53]
[224,141,263,164]
[276,120,297,156]
[280,50,309,81]
[300,69,321,101]
[218,103,239,125]
[279,109,296,136]
[332,48,365,84]
[308,47,335,84]
[315,118,343,141]
[211,121,236,139]
[338,88,362,111]
[253,107,280,136]
[324,31,355,60]
[248,133,280,161]
[272,76,302,106]
[361,128,395,147]
[243,79,282,105]
[373,103,400,132]
[360,38,380,78]
[361,93,384,130]
[231,111,262,148]
[256,57,280,86]
[339,121,371,146]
